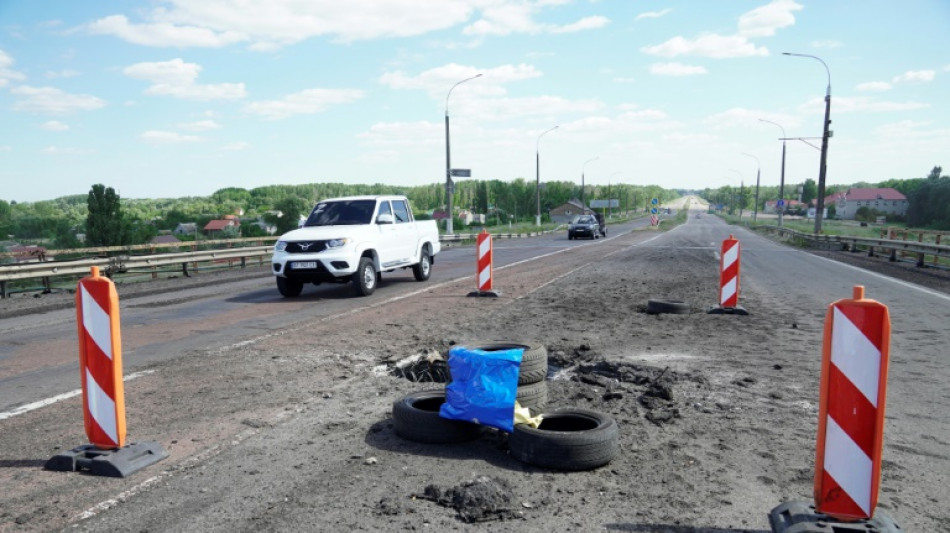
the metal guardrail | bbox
[0,230,566,298]
[755,225,950,268]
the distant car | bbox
[568,215,600,240]
[594,213,607,237]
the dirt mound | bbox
[418,476,522,523]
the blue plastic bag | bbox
[439,345,523,432]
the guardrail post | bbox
[936,235,942,267]
[1,280,6,299]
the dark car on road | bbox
[568,215,600,240]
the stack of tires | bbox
[391,341,619,471]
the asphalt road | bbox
[0,215,654,415]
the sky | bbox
[1,0,948,203]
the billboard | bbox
[590,199,619,208]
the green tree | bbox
[800,179,817,205]
[86,184,127,246]
[266,197,310,235]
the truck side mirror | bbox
[376,213,394,224]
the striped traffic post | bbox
[77,265,127,449]
[814,285,891,520]
[467,229,499,297]
[708,235,747,315]
[769,286,897,531]
[719,235,740,308]
[44,266,167,477]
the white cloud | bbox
[0,49,27,87]
[222,141,250,151]
[141,130,205,143]
[798,96,928,114]
[550,16,609,34]
[738,0,803,38]
[380,63,541,99]
[636,9,672,21]
[11,86,106,114]
[86,15,246,48]
[650,62,708,76]
[892,70,935,84]
[705,107,800,130]
[0,146,11,152]
[124,58,246,101]
[642,34,768,59]
[178,119,221,131]
[41,120,70,131]
[243,88,366,120]
[855,81,891,92]
[45,69,80,79]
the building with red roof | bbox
[826,188,908,220]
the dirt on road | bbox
[1,223,947,532]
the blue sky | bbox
[1,1,948,203]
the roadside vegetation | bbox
[0,180,677,253]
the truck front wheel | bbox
[276,276,303,297]
[353,257,377,296]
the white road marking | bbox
[0,370,155,421]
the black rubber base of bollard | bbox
[768,501,903,532]
[45,441,168,478]
[466,290,500,298]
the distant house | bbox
[826,188,908,220]
[203,219,241,237]
[173,223,197,237]
[549,200,593,224]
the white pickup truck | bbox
[271,195,441,297]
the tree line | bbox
[0,179,678,249]
[699,166,948,227]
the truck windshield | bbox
[303,200,376,227]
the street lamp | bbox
[536,125,559,226]
[759,118,787,227]
[784,52,831,234]
[581,156,599,210]
[741,152,760,222]
[444,73,482,235]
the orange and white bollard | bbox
[467,230,499,297]
[45,266,167,477]
[768,286,899,532]
[814,285,891,520]
[708,235,747,315]
[76,266,127,449]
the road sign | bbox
[590,199,619,208]
[450,168,471,177]
[777,199,786,207]
[651,207,658,214]
[650,215,659,226]
[651,198,658,205]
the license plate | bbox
[291,261,317,269]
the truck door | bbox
[375,200,402,267]
[390,199,417,264]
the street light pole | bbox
[444,73,482,235]
[536,125,558,226]
[759,119,787,227]
[784,52,831,234]
[741,152,761,222]
[581,156,599,211]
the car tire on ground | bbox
[516,380,547,414]
[413,248,432,281]
[276,276,303,297]
[508,408,619,471]
[646,298,690,315]
[461,341,548,385]
[353,256,378,296]
[392,390,484,444]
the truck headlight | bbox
[327,238,349,249]
[275,241,288,252]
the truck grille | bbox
[285,241,328,254]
